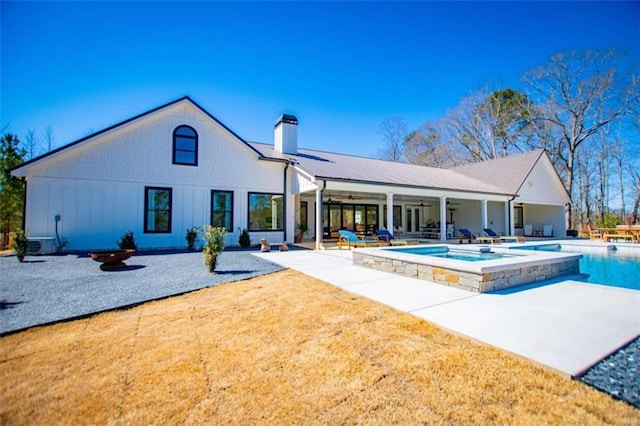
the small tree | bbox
[203,226,226,272]
[11,229,28,262]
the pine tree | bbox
[0,134,27,248]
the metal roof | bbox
[249,142,513,196]
[450,150,544,194]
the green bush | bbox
[117,230,137,250]
[203,226,226,272]
[239,228,251,247]
[186,227,199,251]
[595,213,621,229]
[11,229,28,262]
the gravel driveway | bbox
[0,249,285,334]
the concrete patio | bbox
[255,248,640,378]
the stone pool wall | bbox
[352,251,580,293]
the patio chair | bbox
[543,225,553,237]
[375,229,421,246]
[338,230,382,250]
[589,226,602,241]
[524,224,533,237]
[458,228,499,244]
[483,228,525,243]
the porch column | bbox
[440,196,447,242]
[508,202,515,236]
[504,202,510,235]
[315,188,323,250]
[481,200,488,232]
[386,192,394,234]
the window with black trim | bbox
[248,192,283,231]
[383,205,402,229]
[300,201,308,228]
[173,125,198,166]
[211,190,233,230]
[144,187,172,233]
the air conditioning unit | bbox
[27,237,56,255]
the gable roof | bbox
[11,96,265,175]
[249,142,512,196]
[450,149,546,194]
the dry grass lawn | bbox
[1,269,638,424]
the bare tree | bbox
[24,129,40,160]
[404,122,463,168]
[377,117,407,162]
[435,88,534,162]
[522,49,638,229]
[42,125,56,152]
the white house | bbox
[11,96,570,251]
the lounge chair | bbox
[543,225,553,237]
[375,229,421,246]
[524,224,533,237]
[483,228,525,243]
[338,230,382,250]
[458,228,499,244]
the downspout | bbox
[21,178,27,232]
[283,160,290,242]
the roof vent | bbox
[274,114,298,154]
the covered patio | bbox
[295,184,517,249]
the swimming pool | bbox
[510,242,640,290]
[579,252,640,290]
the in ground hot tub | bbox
[352,244,582,293]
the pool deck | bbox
[255,246,640,378]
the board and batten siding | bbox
[22,103,285,250]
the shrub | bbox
[239,228,251,247]
[11,229,28,262]
[117,230,137,250]
[186,227,199,251]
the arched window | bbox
[173,125,198,166]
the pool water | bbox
[427,252,511,262]
[510,244,640,290]
[579,253,640,290]
[391,246,515,262]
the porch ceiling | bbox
[320,181,511,203]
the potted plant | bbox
[11,229,28,262]
[295,222,309,243]
[186,227,199,251]
[203,226,226,273]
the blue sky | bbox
[1,1,638,157]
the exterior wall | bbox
[517,157,569,206]
[487,201,506,234]
[524,205,566,237]
[23,103,286,250]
